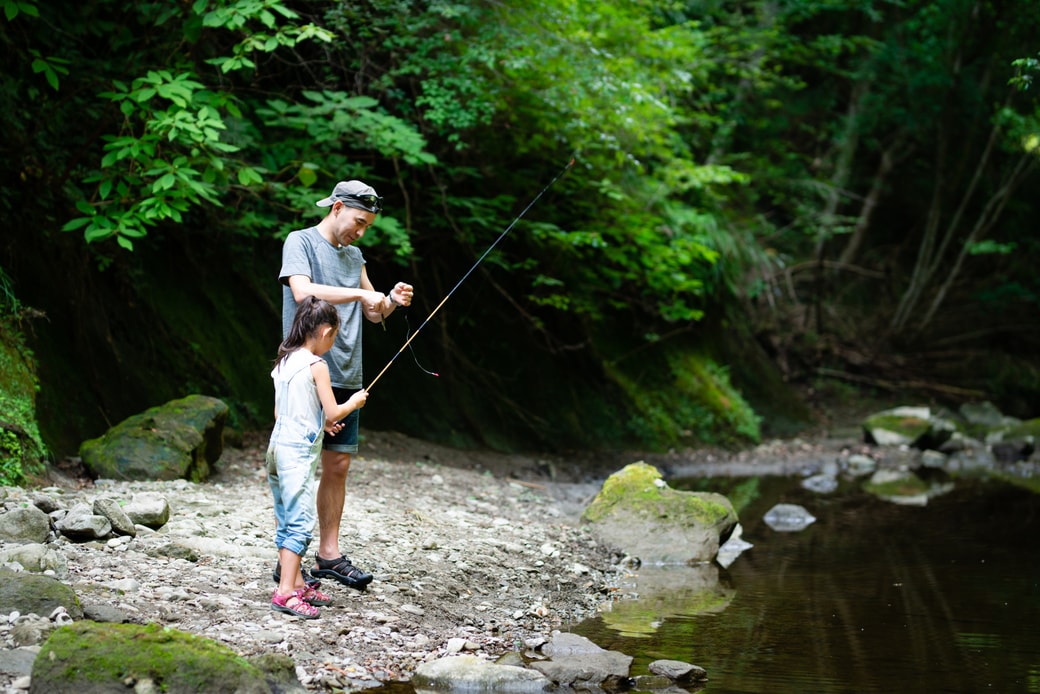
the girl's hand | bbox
[324,419,344,435]
[349,389,369,410]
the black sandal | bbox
[272,561,321,589]
[311,554,373,590]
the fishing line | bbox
[366,157,576,392]
[403,313,438,377]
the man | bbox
[278,179,414,589]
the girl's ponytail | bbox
[276,296,339,365]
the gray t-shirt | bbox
[279,226,365,389]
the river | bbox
[572,473,1040,693]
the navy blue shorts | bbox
[323,387,361,453]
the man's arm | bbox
[287,274,388,322]
[358,266,394,323]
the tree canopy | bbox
[3,0,1039,460]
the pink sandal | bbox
[271,589,320,619]
[301,583,332,607]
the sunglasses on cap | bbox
[337,193,383,213]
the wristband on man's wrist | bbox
[389,294,401,307]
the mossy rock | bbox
[862,406,934,447]
[78,395,228,482]
[582,462,737,564]
[862,469,931,498]
[1001,417,1040,441]
[0,567,82,619]
[30,621,297,693]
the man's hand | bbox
[390,282,414,307]
[361,289,390,314]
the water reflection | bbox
[573,476,1040,693]
[600,564,735,638]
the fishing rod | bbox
[366,157,576,392]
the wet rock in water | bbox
[582,462,738,564]
[649,658,708,683]
[863,468,953,506]
[920,449,948,468]
[845,454,877,477]
[716,523,753,569]
[801,473,838,494]
[863,406,935,447]
[763,503,816,532]
[531,632,633,689]
[412,654,551,692]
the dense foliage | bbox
[2,0,1039,460]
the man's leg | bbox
[315,448,351,560]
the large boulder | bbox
[79,395,228,482]
[31,621,303,694]
[581,462,738,564]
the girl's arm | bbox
[311,361,368,422]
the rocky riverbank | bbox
[0,430,633,693]
[9,401,990,693]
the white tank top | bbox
[270,348,325,446]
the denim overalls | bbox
[266,349,325,556]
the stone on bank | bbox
[30,621,302,694]
[78,395,228,482]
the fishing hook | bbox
[366,157,576,392]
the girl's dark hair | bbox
[276,296,339,364]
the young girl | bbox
[267,296,368,619]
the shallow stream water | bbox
[573,474,1040,693]
[370,471,1040,694]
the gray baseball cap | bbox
[315,180,382,213]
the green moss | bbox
[863,474,929,497]
[583,462,732,524]
[988,470,1040,495]
[0,313,46,486]
[33,621,267,692]
[1003,418,1040,439]
[862,412,932,444]
[603,345,761,451]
